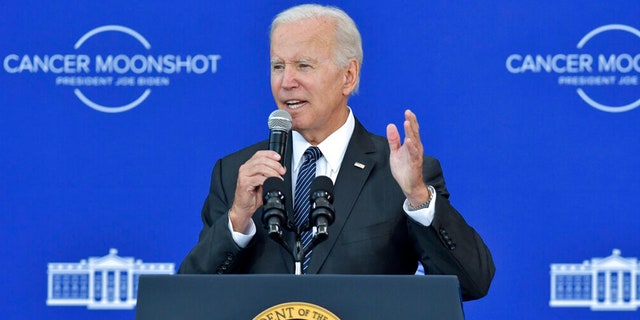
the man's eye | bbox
[272,64,284,71]
[299,64,312,70]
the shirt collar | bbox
[291,107,355,173]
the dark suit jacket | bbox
[179,118,495,301]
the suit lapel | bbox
[307,119,378,273]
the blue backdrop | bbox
[1,1,639,319]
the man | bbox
[179,4,495,301]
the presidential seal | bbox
[253,302,340,320]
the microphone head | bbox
[263,176,285,198]
[310,176,334,198]
[268,109,292,132]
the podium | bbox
[135,274,464,319]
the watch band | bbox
[407,185,436,211]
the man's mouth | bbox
[285,100,307,109]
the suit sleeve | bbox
[178,159,247,274]
[407,157,495,301]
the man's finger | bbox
[404,109,422,146]
[386,123,401,151]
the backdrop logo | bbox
[549,249,639,311]
[46,248,174,309]
[506,24,640,113]
[3,25,221,113]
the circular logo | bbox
[576,24,640,113]
[73,25,152,113]
[253,302,340,320]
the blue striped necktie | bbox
[293,146,322,273]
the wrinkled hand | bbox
[386,109,431,206]
[229,150,286,232]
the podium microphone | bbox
[267,109,292,166]
[262,177,287,239]
[309,176,335,241]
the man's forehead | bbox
[271,19,334,46]
[272,17,334,36]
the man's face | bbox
[270,18,355,144]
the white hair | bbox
[270,4,363,93]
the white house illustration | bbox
[47,248,175,309]
[550,249,639,311]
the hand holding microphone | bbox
[259,110,292,242]
[230,110,291,233]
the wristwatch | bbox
[407,185,436,211]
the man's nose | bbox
[281,67,299,89]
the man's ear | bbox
[342,58,360,96]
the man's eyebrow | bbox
[296,57,314,63]
[270,57,316,65]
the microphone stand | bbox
[293,225,329,275]
[263,175,335,275]
[291,176,335,275]
[294,236,304,275]
[264,221,327,275]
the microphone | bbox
[309,176,335,241]
[262,177,287,239]
[267,109,292,166]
